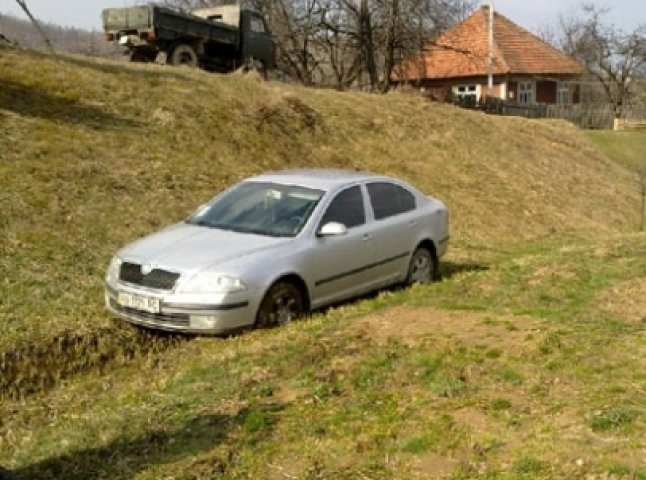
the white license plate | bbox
[117,292,160,314]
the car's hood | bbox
[118,223,290,273]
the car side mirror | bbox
[317,221,348,237]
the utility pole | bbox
[14,0,54,53]
[487,0,494,97]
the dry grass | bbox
[0,47,644,478]
[0,45,642,396]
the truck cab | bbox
[192,5,275,71]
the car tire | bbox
[169,44,198,67]
[406,247,435,285]
[255,281,305,328]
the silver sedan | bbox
[104,169,449,333]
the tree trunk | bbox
[380,0,399,93]
[359,0,378,89]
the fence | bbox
[452,96,646,130]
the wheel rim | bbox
[273,294,298,324]
[178,53,193,65]
[410,250,432,283]
[258,283,303,328]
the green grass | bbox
[590,408,639,432]
[1,46,645,478]
[587,130,646,171]
[0,235,644,478]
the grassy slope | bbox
[587,130,646,171]
[0,47,645,478]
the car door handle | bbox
[408,220,417,227]
[362,233,373,241]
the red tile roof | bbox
[397,6,584,80]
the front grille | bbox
[110,299,190,327]
[119,262,180,290]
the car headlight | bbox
[176,272,247,294]
[105,256,122,283]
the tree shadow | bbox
[0,80,139,130]
[9,403,284,480]
[54,54,196,82]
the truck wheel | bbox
[169,44,198,67]
[244,57,267,79]
[129,50,153,63]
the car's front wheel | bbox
[255,281,305,328]
[406,247,435,285]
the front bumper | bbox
[104,282,259,334]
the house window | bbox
[557,83,570,105]
[454,85,477,99]
[518,81,534,104]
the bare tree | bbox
[318,1,361,88]
[559,4,646,117]
[153,0,475,90]
[272,0,325,85]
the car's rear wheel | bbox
[406,247,435,285]
[255,281,305,328]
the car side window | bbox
[250,16,266,33]
[319,186,365,229]
[367,182,416,220]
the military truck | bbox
[102,4,275,73]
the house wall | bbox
[536,80,556,103]
[508,81,517,101]
[416,76,507,102]
[573,84,581,104]
[409,75,581,105]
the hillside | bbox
[0,46,644,479]
[0,45,640,344]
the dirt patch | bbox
[272,384,308,404]
[413,452,461,478]
[0,325,189,400]
[347,306,544,353]
[597,278,646,323]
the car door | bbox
[365,181,418,285]
[241,11,275,68]
[308,185,377,308]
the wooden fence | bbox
[452,96,646,130]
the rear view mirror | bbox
[317,222,347,237]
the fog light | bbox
[190,315,218,329]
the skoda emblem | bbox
[141,263,154,276]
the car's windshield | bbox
[187,181,325,237]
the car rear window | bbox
[367,182,416,220]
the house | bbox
[394,5,585,106]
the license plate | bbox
[117,292,160,314]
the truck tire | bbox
[243,57,267,78]
[169,44,198,67]
[129,50,154,63]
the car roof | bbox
[244,169,395,191]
